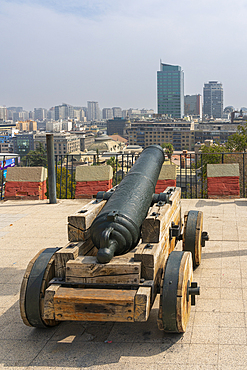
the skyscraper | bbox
[157,62,184,118]
[184,95,202,118]
[203,81,223,119]
[87,101,100,121]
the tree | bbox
[107,156,121,186]
[107,156,120,175]
[226,122,247,152]
[46,167,75,199]
[162,143,174,163]
[22,142,47,167]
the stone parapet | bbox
[155,179,176,193]
[6,167,47,182]
[75,165,113,182]
[158,164,176,180]
[207,163,239,178]
[75,165,113,199]
[155,164,176,193]
[4,167,47,200]
[207,164,240,199]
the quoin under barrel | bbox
[90,145,165,263]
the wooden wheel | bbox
[158,251,193,333]
[183,210,203,268]
[20,247,60,328]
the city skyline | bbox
[1,0,247,110]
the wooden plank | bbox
[66,255,141,285]
[139,205,181,280]
[134,286,151,322]
[68,224,91,242]
[142,187,181,243]
[142,204,169,243]
[43,284,61,320]
[55,240,96,278]
[54,287,136,322]
[56,241,98,278]
[68,199,107,231]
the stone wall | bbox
[207,163,240,199]
[75,165,113,199]
[155,164,177,193]
[4,167,47,200]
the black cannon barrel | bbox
[90,145,165,263]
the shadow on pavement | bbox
[0,296,185,368]
[195,199,247,207]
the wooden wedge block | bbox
[55,240,97,278]
[134,286,151,322]
[54,287,136,322]
[66,255,141,285]
[67,225,91,242]
[43,284,61,320]
[136,205,181,280]
[142,187,181,243]
[68,199,107,231]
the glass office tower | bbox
[203,81,223,119]
[157,62,184,118]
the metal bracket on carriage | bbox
[187,281,200,305]
[95,186,119,203]
[169,221,182,241]
[151,187,176,207]
[201,231,209,247]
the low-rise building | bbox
[127,120,195,151]
[34,133,80,155]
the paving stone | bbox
[199,287,221,300]
[220,299,244,313]
[220,288,243,300]
[191,325,219,344]
[219,344,247,366]
[188,344,219,365]
[219,327,246,345]
[194,311,220,327]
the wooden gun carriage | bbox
[20,146,208,333]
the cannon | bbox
[20,145,209,333]
[91,145,165,263]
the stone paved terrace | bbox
[0,198,247,370]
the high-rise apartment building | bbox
[87,101,100,121]
[112,107,122,118]
[0,106,7,121]
[184,95,202,118]
[157,62,184,118]
[102,108,113,120]
[55,104,74,120]
[203,81,223,119]
[34,108,47,121]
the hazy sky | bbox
[1,0,247,111]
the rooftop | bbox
[0,198,246,369]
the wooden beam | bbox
[134,286,151,322]
[55,240,97,278]
[54,287,136,322]
[43,284,61,320]
[68,199,106,231]
[66,255,141,285]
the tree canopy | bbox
[22,142,47,167]
[226,122,247,152]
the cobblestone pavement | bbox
[0,198,247,370]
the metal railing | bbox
[176,152,246,199]
[2,152,247,200]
